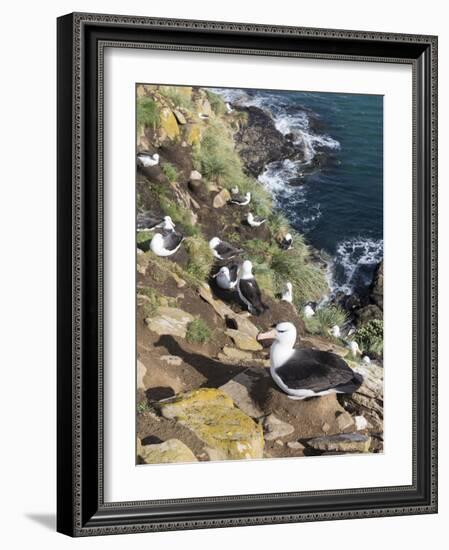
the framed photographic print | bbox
[57,12,438,536]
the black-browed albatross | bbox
[258,322,363,399]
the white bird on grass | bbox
[150,231,184,257]
[226,102,233,113]
[209,237,243,261]
[281,282,293,303]
[229,191,251,206]
[247,212,267,227]
[237,260,268,316]
[303,304,315,318]
[329,325,341,338]
[280,233,293,250]
[231,186,239,195]
[212,265,239,290]
[137,152,159,167]
[362,355,371,364]
[348,340,363,358]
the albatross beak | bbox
[257,328,277,342]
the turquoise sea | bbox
[214,88,384,295]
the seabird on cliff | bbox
[237,260,268,315]
[213,265,239,290]
[280,233,293,250]
[229,191,251,206]
[199,113,210,120]
[329,325,341,338]
[362,355,371,364]
[137,152,159,167]
[137,213,175,232]
[226,102,233,113]
[150,230,184,257]
[247,212,267,227]
[257,322,364,399]
[281,282,293,303]
[303,304,315,318]
[231,186,239,195]
[348,340,362,358]
[209,237,243,261]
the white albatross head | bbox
[257,322,297,350]
[215,266,230,278]
[209,237,221,249]
[240,260,253,279]
[284,233,292,241]
[152,153,160,162]
[245,192,251,201]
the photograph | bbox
[135,83,384,465]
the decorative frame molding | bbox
[57,12,438,537]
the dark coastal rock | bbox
[234,106,302,176]
[305,433,371,453]
[370,261,384,310]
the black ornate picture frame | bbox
[57,12,438,537]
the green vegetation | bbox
[243,238,328,306]
[137,401,151,413]
[186,318,212,344]
[137,96,160,132]
[355,319,383,356]
[161,162,178,182]
[195,121,272,217]
[137,286,178,318]
[136,230,153,252]
[184,235,215,282]
[303,305,348,336]
[159,86,193,110]
[205,90,227,116]
[159,196,199,236]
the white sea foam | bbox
[330,237,383,295]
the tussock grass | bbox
[184,235,215,282]
[186,318,212,344]
[159,197,199,237]
[196,122,272,216]
[355,319,383,356]
[303,305,348,336]
[205,90,227,116]
[137,97,160,132]
[243,238,328,306]
[159,86,193,110]
[161,162,178,182]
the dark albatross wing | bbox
[275,349,362,394]
[238,278,268,315]
[137,212,163,231]
[216,241,243,260]
[162,230,184,250]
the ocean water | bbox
[212,88,384,296]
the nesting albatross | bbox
[137,212,175,232]
[209,237,243,261]
[237,260,268,315]
[258,322,363,399]
[150,230,184,257]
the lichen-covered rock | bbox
[146,306,194,337]
[158,388,264,460]
[306,433,371,453]
[213,188,231,208]
[184,123,201,145]
[173,110,187,125]
[160,107,180,139]
[138,438,198,464]
[225,329,263,351]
